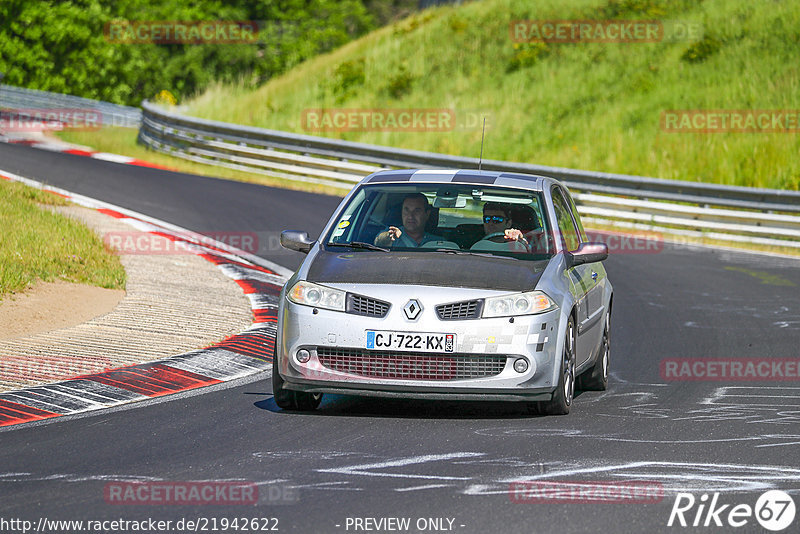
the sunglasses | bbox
[483,215,507,224]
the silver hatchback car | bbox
[274,169,612,415]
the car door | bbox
[551,186,593,367]
[564,187,608,364]
[565,188,606,324]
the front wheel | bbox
[534,315,576,416]
[271,346,322,411]
[577,311,610,391]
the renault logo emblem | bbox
[403,299,422,320]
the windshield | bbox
[324,183,554,260]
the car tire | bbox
[271,345,323,411]
[535,315,576,416]
[272,362,295,410]
[294,390,323,411]
[577,311,610,391]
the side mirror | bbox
[567,242,608,267]
[280,230,315,254]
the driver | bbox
[480,202,529,246]
[374,193,443,248]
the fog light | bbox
[513,358,529,373]
[296,349,311,363]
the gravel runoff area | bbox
[0,204,254,392]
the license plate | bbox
[366,331,455,353]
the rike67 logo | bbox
[668,490,796,531]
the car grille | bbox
[436,300,482,320]
[316,347,506,380]
[347,294,390,318]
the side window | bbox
[564,189,588,241]
[551,187,581,252]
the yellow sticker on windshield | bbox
[337,220,350,229]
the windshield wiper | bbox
[429,248,501,259]
[327,242,390,252]
[431,248,534,261]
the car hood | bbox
[305,249,549,291]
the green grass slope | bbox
[0,181,126,298]
[184,0,799,190]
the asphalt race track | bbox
[2,142,799,533]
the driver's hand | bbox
[504,229,526,242]
[375,226,401,247]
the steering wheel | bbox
[475,231,508,244]
[471,231,530,253]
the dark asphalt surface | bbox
[1,142,799,534]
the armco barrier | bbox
[139,101,800,249]
[0,85,141,129]
[2,85,797,249]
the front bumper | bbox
[277,291,563,402]
[285,382,553,402]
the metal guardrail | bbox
[139,101,800,249]
[0,85,141,128]
[2,85,794,249]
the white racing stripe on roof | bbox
[409,169,458,182]
[494,176,544,190]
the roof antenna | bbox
[478,117,486,172]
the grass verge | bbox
[0,179,126,299]
[185,0,800,191]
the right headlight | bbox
[482,290,557,318]
[287,281,345,312]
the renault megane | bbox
[273,169,612,415]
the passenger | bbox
[374,193,443,248]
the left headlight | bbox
[287,281,346,312]
[482,290,557,318]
